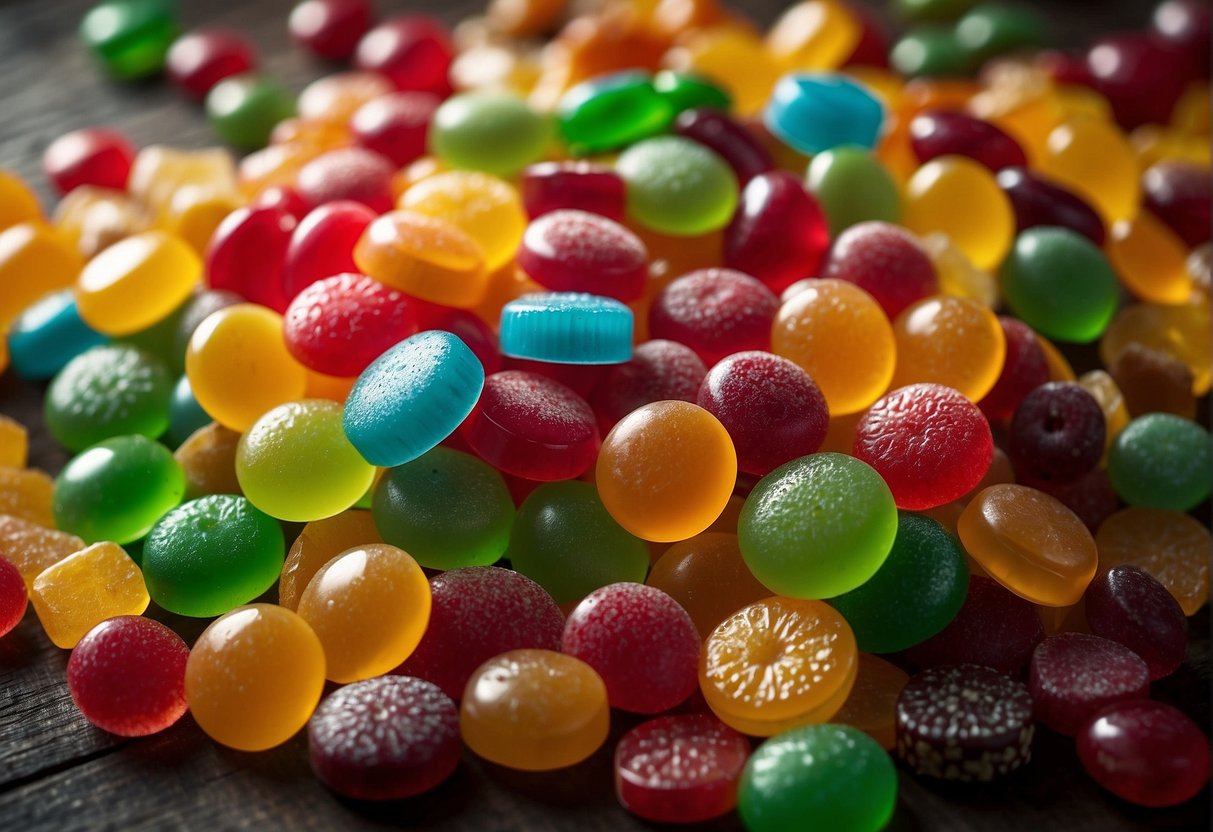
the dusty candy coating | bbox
[896,664,1034,782]
[517,210,647,302]
[822,221,937,319]
[1084,566,1187,680]
[308,675,460,800]
[1009,382,1106,485]
[0,557,27,637]
[648,269,779,367]
[67,616,188,737]
[592,340,707,433]
[1028,633,1149,736]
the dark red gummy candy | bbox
[821,221,938,319]
[1028,633,1150,736]
[1085,565,1188,681]
[648,268,779,366]
[592,339,707,433]
[516,209,648,302]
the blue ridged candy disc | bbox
[499,292,634,365]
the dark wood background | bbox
[0,1,1208,829]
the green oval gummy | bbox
[617,136,739,236]
[1108,413,1212,512]
[806,145,902,236]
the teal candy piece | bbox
[45,344,174,453]
[829,512,969,653]
[806,146,902,236]
[1107,414,1212,513]
[428,91,552,177]
[141,494,285,617]
[617,136,739,236]
[79,0,178,80]
[343,330,485,467]
[53,434,185,545]
[764,73,886,155]
[498,293,633,364]
[891,26,973,77]
[6,289,106,380]
[999,227,1118,343]
[956,3,1050,63]
[738,452,898,599]
[372,446,514,570]
[167,375,211,448]
[653,70,732,114]
[206,73,296,150]
[557,71,674,155]
[738,724,897,832]
[507,480,649,604]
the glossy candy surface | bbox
[521,161,626,222]
[6,290,107,380]
[499,292,634,364]
[290,0,372,59]
[351,91,440,168]
[429,91,551,177]
[166,29,256,99]
[996,166,1106,245]
[765,73,884,153]
[76,230,200,337]
[79,0,178,80]
[557,71,672,155]
[283,201,377,299]
[206,74,296,149]
[806,146,901,236]
[279,510,380,611]
[674,109,774,186]
[617,136,739,236]
[723,171,830,295]
[1029,633,1150,736]
[0,557,27,637]
[1107,413,1212,512]
[204,205,294,313]
[516,210,647,302]
[43,127,136,194]
[400,170,527,273]
[1009,382,1105,486]
[1085,565,1187,680]
[909,110,1027,171]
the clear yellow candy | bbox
[29,541,148,649]
[890,295,1006,401]
[0,222,82,328]
[1039,115,1141,225]
[1107,211,1195,305]
[1077,370,1129,450]
[902,156,1015,272]
[128,146,239,222]
[399,171,528,273]
[75,230,201,337]
[278,510,382,611]
[1100,301,1211,396]
[0,170,41,232]
[665,25,783,117]
[921,232,999,308]
[765,0,861,72]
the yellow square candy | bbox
[30,541,149,649]
[0,466,55,527]
[0,416,28,469]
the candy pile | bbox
[0,0,1210,826]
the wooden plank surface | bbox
[0,0,1208,829]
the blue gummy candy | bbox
[764,73,885,155]
[167,375,212,448]
[343,330,485,467]
[499,292,633,365]
[7,289,107,380]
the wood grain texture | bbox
[0,0,1208,829]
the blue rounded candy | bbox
[764,73,885,155]
[167,375,212,447]
[343,330,485,467]
[7,289,107,380]
[499,292,633,365]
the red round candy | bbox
[591,339,707,433]
[0,556,27,637]
[854,383,993,511]
[1086,34,1189,129]
[42,127,136,195]
[354,16,453,95]
[615,715,750,823]
[843,4,891,69]
[1085,565,1187,681]
[283,200,378,299]
[909,110,1028,171]
[1078,701,1210,807]
[205,205,297,312]
[349,91,440,168]
[1008,381,1105,486]
[295,147,397,214]
[289,0,373,60]
[978,317,1049,425]
[500,356,608,399]
[822,221,938,319]
[724,171,830,295]
[697,351,828,476]
[283,273,417,377]
[521,161,627,222]
[66,616,189,737]
[308,675,459,800]
[461,370,600,481]
[649,268,779,366]
[1029,633,1150,736]
[905,575,1045,674]
[1153,0,1211,79]
[517,210,648,302]
[561,582,700,714]
[417,304,503,375]
[253,185,311,220]
[996,167,1106,246]
[674,109,775,186]
[394,566,565,699]
[1036,49,1094,86]
[1143,160,1212,248]
[165,29,257,99]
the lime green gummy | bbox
[806,145,902,236]
[429,91,553,177]
[206,74,297,150]
[1108,413,1213,512]
[79,0,177,81]
[617,136,739,236]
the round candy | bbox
[1038,116,1140,226]
[1029,633,1150,736]
[764,73,885,153]
[0,557,27,638]
[343,330,486,467]
[516,210,647,302]
[1107,413,1212,512]
[507,481,649,604]
[43,127,136,195]
[822,221,938,319]
[738,724,896,832]
[956,3,1048,61]
[617,136,739,236]
[615,715,750,824]
[76,230,201,338]
[283,201,377,299]
[350,91,440,168]
[654,71,732,114]
[204,205,295,313]
[53,435,185,545]
[0,221,82,328]
[308,675,459,800]
[697,351,828,476]
[400,170,527,273]
[236,400,375,522]
[296,543,431,683]
[1101,302,1211,396]
[896,664,1034,781]
[592,339,707,433]
[910,110,1026,174]
[701,597,858,736]
[499,292,633,365]
[67,616,189,737]
[890,27,970,77]
[830,512,969,653]
[460,649,609,771]
[561,583,700,714]
[206,73,296,149]
[1078,702,1210,808]
[978,316,1050,424]
[890,295,1006,402]
[45,344,173,453]
[1008,382,1105,485]
[142,494,285,617]
[295,70,392,124]
[723,171,830,295]
[185,604,325,751]
[355,209,490,307]
[167,376,213,448]
[647,532,770,641]
[460,370,600,481]
[297,147,396,214]
[1143,160,1211,249]
[771,279,896,415]
[428,91,551,177]
[902,155,1014,272]
[165,28,256,99]
[854,384,993,510]
[354,15,452,93]
[739,453,897,599]
[674,109,774,187]
[996,166,1107,245]
[597,401,736,543]
[79,0,177,80]
[289,0,372,60]
[1085,565,1187,680]
[556,71,672,155]
[806,146,901,237]
[6,290,107,381]
[521,161,627,222]
[279,510,381,611]
[648,269,779,366]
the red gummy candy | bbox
[283,200,377,299]
[0,556,28,637]
[521,161,627,222]
[290,0,373,61]
[1085,565,1188,681]
[42,127,136,195]
[649,268,779,366]
[350,91,441,168]
[724,171,829,295]
[822,221,937,319]
[592,339,707,433]
[1028,633,1150,736]
[165,29,257,99]
[205,205,297,312]
[909,110,1028,171]
[978,317,1050,425]
[517,210,648,302]
[354,16,453,96]
[295,147,397,214]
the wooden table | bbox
[0,1,1208,829]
